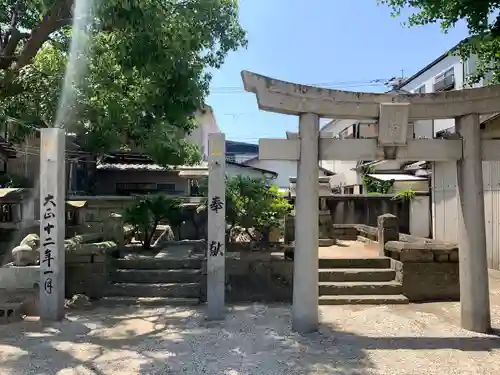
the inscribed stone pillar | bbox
[377,214,399,257]
[292,113,320,333]
[206,133,226,321]
[39,128,66,321]
[455,113,491,333]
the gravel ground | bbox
[1,272,500,374]
[0,299,499,375]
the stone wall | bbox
[337,221,460,302]
[64,241,294,303]
[285,194,411,243]
[326,195,410,234]
[66,251,109,299]
[65,235,117,299]
[284,211,334,243]
[200,242,293,303]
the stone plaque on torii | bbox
[242,70,500,334]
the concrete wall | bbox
[432,117,500,270]
[285,195,411,242]
[326,195,411,234]
[409,195,430,238]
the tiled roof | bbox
[96,160,278,178]
[96,162,208,171]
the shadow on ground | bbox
[0,304,373,375]
[0,304,500,374]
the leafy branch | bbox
[361,166,394,194]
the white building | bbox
[244,157,332,190]
[394,41,500,270]
[187,105,222,160]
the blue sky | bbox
[206,0,469,143]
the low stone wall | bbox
[285,211,335,243]
[66,250,110,299]
[385,241,459,301]
[202,252,293,303]
[335,222,460,302]
[199,242,293,303]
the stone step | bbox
[105,282,200,298]
[319,268,396,282]
[318,258,391,269]
[319,281,403,296]
[110,269,202,284]
[319,294,409,305]
[113,258,203,270]
[98,296,200,307]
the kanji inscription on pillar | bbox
[39,128,66,322]
[206,133,226,320]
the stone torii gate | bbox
[242,70,500,334]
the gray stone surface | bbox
[377,214,399,257]
[152,225,175,247]
[293,112,320,333]
[39,128,66,322]
[19,234,39,250]
[392,260,460,302]
[11,244,37,266]
[1,299,500,374]
[206,133,226,320]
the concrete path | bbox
[319,240,380,259]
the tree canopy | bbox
[0,0,247,165]
[379,0,500,84]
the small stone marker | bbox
[206,133,226,320]
[39,128,66,321]
[377,214,399,257]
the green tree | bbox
[200,175,293,242]
[379,0,500,84]
[123,195,183,249]
[0,0,246,165]
[361,166,394,194]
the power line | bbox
[209,78,394,93]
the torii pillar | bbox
[293,113,320,332]
[241,70,500,334]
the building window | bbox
[116,182,157,195]
[157,183,176,194]
[344,186,354,195]
[415,85,426,94]
[434,68,455,92]
[0,204,13,222]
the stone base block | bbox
[391,259,460,302]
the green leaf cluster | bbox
[0,0,247,165]
[123,194,183,248]
[379,0,500,85]
[200,175,293,242]
[361,166,394,194]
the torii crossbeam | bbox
[242,70,500,334]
